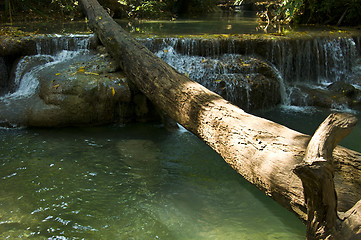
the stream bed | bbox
[0,123,306,239]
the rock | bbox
[290,85,350,108]
[0,48,164,128]
[0,36,37,57]
[327,81,356,97]
[0,56,8,95]
[31,52,132,127]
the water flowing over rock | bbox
[35,34,98,55]
[1,32,361,127]
[32,51,132,127]
[150,38,282,111]
[0,35,160,127]
[143,34,361,110]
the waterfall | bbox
[265,37,358,84]
[144,35,361,110]
[35,34,93,55]
[144,36,359,83]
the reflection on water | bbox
[2,11,265,35]
[0,124,305,239]
[117,11,262,35]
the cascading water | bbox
[144,35,361,111]
[154,42,283,110]
[1,34,92,100]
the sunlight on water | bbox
[0,124,305,239]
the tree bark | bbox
[79,0,361,238]
[294,113,358,239]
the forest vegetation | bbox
[1,0,361,26]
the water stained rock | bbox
[0,41,161,127]
[0,56,8,95]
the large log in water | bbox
[79,0,361,237]
[294,113,360,239]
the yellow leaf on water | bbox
[55,73,61,76]
[110,87,115,96]
[215,79,222,82]
[99,16,102,20]
[78,67,85,72]
[53,84,60,88]
[85,72,99,75]
[164,49,168,53]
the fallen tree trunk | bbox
[294,113,360,239]
[79,0,361,238]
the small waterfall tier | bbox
[141,34,361,111]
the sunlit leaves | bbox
[118,0,127,5]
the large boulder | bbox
[0,50,162,128]
[31,52,130,127]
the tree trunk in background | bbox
[79,0,361,238]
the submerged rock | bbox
[327,81,357,98]
[289,85,352,109]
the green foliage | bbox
[1,0,218,21]
[276,0,361,25]
[120,0,167,18]
[346,0,361,24]
[109,0,217,19]
[278,0,304,23]
[51,0,79,14]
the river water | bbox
[1,12,361,239]
[0,124,306,239]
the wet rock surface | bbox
[0,56,8,95]
[1,33,361,127]
[0,49,161,127]
[289,81,361,109]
